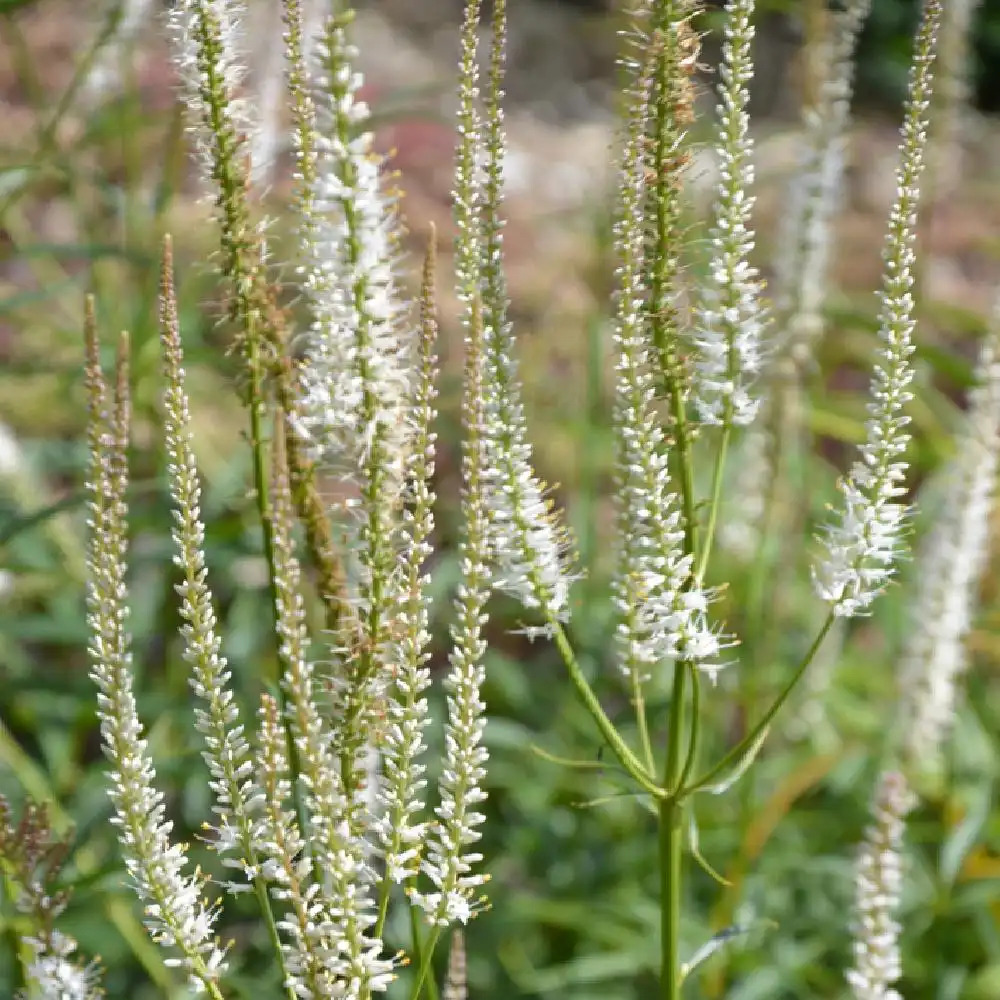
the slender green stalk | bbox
[659,658,689,999]
[549,618,663,798]
[684,612,835,794]
[658,795,683,1000]
[695,428,731,583]
[632,673,657,775]
[406,893,440,1000]
[677,664,702,793]
[410,926,442,1000]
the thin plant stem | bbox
[632,674,657,775]
[677,663,702,793]
[410,926,442,1000]
[696,425,732,583]
[684,612,835,794]
[671,393,699,560]
[548,617,663,798]
[405,885,440,1000]
[659,657,689,999]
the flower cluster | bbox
[611,36,720,681]
[774,0,872,349]
[846,770,914,1000]
[374,245,439,886]
[693,0,768,427]
[159,237,263,893]
[291,14,413,484]
[409,0,494,929]
[814,0,943,616]
[471,0,575,622]
[410,307,491,927]
[168,0,254,197]
[899,319,1000,772]
[20,931,103,1000]
[84,317,227,994]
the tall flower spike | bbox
[84,320,227,994]
[898,315,1000,774]
[270,426,394,997]
[476,0,574,621]
[158,236,268,903]
[611,33,720,683]
[287,8,416,825]
[291,8,413,480]
[642,0,699,469]
[254,692,337,999]
[774,0,871,350]
[410,301,491,928]
[846,770,913,1000]
[374,236,438,888]
[693,0,768,427]
[168,0,255,211]
[813,0,943,617]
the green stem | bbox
[677,663,701,793]
[405,899,440,1000]
[695,424,731,583]
[252,877,298,1000]
[670,388,699,560]
[549,618,664,798]
[683,612,835,795]
[659,659,689,999]
[658,797,683,1000]
[410,926,442,1000]
[632,671,657,774]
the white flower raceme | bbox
[374,249,438,886]
[847,769,914,1000]
[899,323,1000,771]
[475,0,573,622]
[265,447,394,998]
[774,0,871,348]
[167,0,255,191]
[159,242,265,898]
[813,0,942,617]
[411,1,492,929]
[612,45,720,680]
[410,310,491,928]
[693,0,767,427]
[84,328,227,994]
[258,449,394,1000]
[20,931,103,1000]
[254,693,335,999]
[287,10,417,846]
[292,18,413,483]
